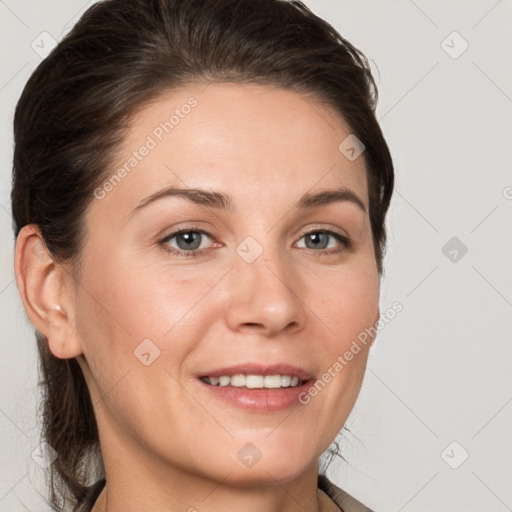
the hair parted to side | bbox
[11,0,394,509]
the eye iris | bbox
[306,232,328,250]
[177,232,202,250]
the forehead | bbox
[95,82,369,221]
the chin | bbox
[205,438,318,487]
[225,459,314,488]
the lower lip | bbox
[198,379,312,412]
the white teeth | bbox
[230,374,245,387]
[246,375,264,388]
[219,376,231,386]
[264,375,282,388]
[202,374,304,388]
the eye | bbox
[159,227,352,258]
[160,229,214,257]
[295,229,351,254]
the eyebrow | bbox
[130,185,367,218]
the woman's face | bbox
[68,83,380,485]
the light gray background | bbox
[1,1,511,511]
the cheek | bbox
[80,245,196,335]
[74,245,225,379]
[311,261,380,354]
[302,262,379,425]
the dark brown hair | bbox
[11,0,394,509]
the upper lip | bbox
[198,363,315,381]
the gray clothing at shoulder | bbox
[318,474,375,512]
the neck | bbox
[90,446,338,512]
[93,480,338,512]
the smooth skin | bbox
[15,83,380,512]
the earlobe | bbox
[14,224,83,359]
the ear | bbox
[14,224,83,359]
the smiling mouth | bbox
[200,374,307,389]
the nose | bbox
[223,244,306,337]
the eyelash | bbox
[159,227,352,258]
